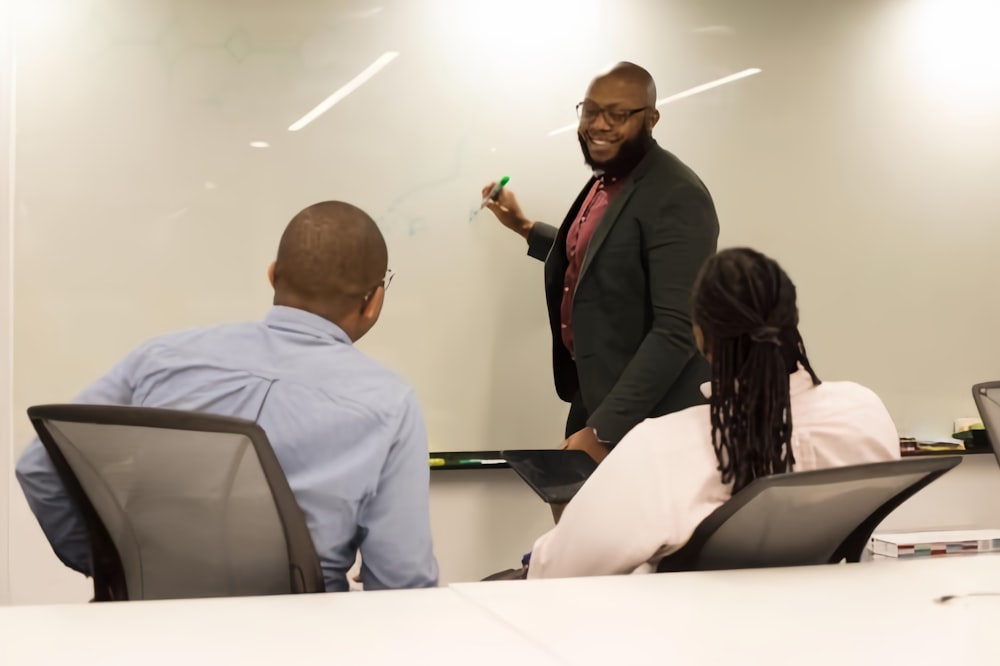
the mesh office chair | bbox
[972,381,1000,466]
[27,404,325,601]
[657,456,960,573]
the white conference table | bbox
[452,555,1000,665]
[0,586,560,666]
[2,556,998,665]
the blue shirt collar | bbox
[264,305,352,345]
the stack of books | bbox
[869,529,1000,558]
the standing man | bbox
[484,62,718,464]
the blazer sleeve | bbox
[526,222,557,262]
[587,184,718,444]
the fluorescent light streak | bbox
[249,141,270,148]
[350,7,384,19]
[655,67,760,106]
[547,67,762,136]
[288,51,399,132]
[547,123,577,137]
[158,207,189,223]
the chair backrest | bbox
[657,456,960,573]
[972,381,1000,467]
[27,404,324,600]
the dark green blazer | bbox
[526,143,719,445]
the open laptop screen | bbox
[972,382,1000,467]
[501,449,598,504]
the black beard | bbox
[578,130,653,177]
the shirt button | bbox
[564,287,569,292]
[561,324,567,328]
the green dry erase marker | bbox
[480,176,510,208]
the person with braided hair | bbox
[527,247,899,579]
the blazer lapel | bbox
[577,145,659,284]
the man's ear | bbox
[347,286,385,342]
[647,108,660,131]
[361,285,385,323]
[267,261,276,288]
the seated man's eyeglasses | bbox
[364,268,394,301]
[576,102,649,127]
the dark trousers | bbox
[552,392,590,524]
[565,391,589,437]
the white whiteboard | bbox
[12,0,1000,454]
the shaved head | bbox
[592,61,657,106]
[272,201,388,322]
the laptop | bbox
[972,382,1000,467]
[501,449,598,504]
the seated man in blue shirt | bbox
[16,200,439,592]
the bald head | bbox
[578,62,659,175]
[591,62,657,106]
[272,201,387,322]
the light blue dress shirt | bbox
[16,306,439,592]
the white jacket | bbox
[528,369,901,579]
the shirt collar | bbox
[700,365,816,399]
[592,170,621,185]
[787,366,818,396]
[263,305,352,345]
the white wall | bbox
[0,0,13,606]
[10,0,1000,453]
[6,0,1000,604]
[430,470,554,584]
[876,454,1000,533]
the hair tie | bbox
[749,326,782,346]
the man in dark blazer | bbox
[483,62,719,464]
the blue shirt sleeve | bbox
[356,389,439,590]
[15,348,140,575]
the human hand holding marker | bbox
[480,177,535,240]
[480,176,509,208]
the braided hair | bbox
[692,248,820,493]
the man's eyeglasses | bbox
[576,102,649,127]
[364,268,394,302]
